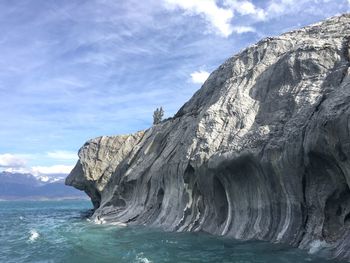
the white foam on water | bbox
[19,216,24,220]
[108,221,127,227]
[135,253,152,263]
[28,229,39,242]
[164,240,178,244]
[89,216,127,227]
[308,240,328,254]
[92,217,106,225]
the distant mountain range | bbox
[0,171,87,200]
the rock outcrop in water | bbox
[66,14,350,260]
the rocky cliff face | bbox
[66,14,350,260]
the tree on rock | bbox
[153,107,164,125]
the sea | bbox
[0,200,344,263]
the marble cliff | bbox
[66,14,350,260]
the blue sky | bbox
[0,0,349,176]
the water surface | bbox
[0,200,343,263]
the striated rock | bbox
[66,14,350,260]
[66,131,144,208]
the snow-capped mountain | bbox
[0,171,86,200]
[36,173,66,183]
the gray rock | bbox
[66,14,350,260]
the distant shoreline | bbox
[0,196,90,201]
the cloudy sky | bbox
[0,0,349,176]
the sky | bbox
[0,0,349,177]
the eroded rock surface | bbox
[66,14,350,260]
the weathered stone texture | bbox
[66,14,350,260]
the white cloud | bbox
[232,25,256,33]
[267,2,285,14]
[224,0,266,20]
[4,167,31,174]
[31,165,74,176]
[163,0,262,36]
[5,164,74,176]
[226,0,325,22]
[47,150,77,161]
[163,0,234,37]
[0,152,76,176]
[264,0,300,17]
[0,154,27,168]
[190,70,210,84]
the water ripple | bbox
[0,200,346,263]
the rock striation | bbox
[66,14,350,260]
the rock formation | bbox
[66,14,350,260]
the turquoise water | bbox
[0,200,343,263]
